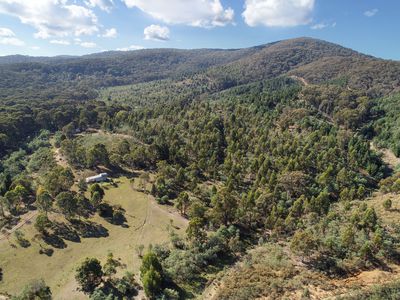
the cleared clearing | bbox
[368,192,400,226]
[370,142,400,171]
[0,177,187,299]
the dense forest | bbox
[1,37,400,299]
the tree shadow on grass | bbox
[105,167,139,179]
[98,203,128,227]
[39,245,54,257]
[163,277,195,299]
[5,216,21,229]
[305,255,347,278]
[42,233,67,249]
[69,219,109,238]
[52,222,81,243]
[98,280,139,299]
[387,250,400,265]
[368,255,394,272]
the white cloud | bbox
[364,9,378,17]
[0,27,16,37]
[31,46,40,50]
[84,0,114,12]
[144,24,170,41]
[73,38,96,48]
[243,0,315,27]
[311,21,336,30]
[80,41,97,48]
[50,39,70,45]
[0,0,99,39]
[0,37,25,46]
[311,23,327,30]
[0,27,24,46]
[102,28,117,38]
[116,44,145,51]
[123,0,234,28]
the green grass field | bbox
[0,177,187,299]
[76,131,135,149]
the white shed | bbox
[85,173,109,183]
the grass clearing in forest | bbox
[0,177,187,299]
[76,131,135,149]
[367,192,400,226]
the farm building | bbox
[86,173,109,183]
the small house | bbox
[85,173,109,184]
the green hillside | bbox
[1,38,400,299]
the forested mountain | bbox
[0,55,77,65]
[1,37,400,299]
[1,38,400,101]
[0,46,261,100]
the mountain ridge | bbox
[0,37,388,62]
[1,37,399,100]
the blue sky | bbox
[0,0,399,60]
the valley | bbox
[0,37,400,299]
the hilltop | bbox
[1,37,400,101]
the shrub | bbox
[34,213,52,234]
[142,267,163,299]
[75,258,103,293]
[157,195,169,205]
[14,279,51,300]
[383,198,392,211]
[14,230,30,248]
[161,288,180,300]
[140,251,165,299]
[115,272,139,296]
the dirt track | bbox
[0,210,38,241]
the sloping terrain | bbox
[201,244,400,300]
[0,177,187,299]
[1,38,400,101]
[1,37,400,299]
[0,46,261,100]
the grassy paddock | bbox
[75,132,135,149]
[0,177,187,299]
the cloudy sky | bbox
[0,0,398,59]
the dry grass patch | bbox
[0,177,187,299]
[204,244,330,300]
[367,192,400,226]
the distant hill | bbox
[0,54,77,64]
[1,37,399,100]
[205,38,400,96]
